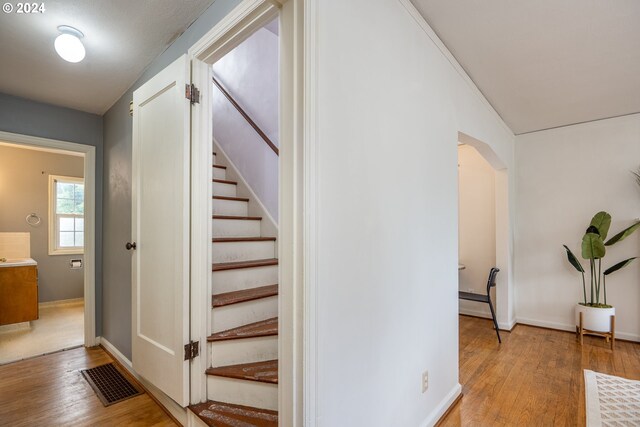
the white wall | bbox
[458,145,496,317]
[212,25,279,219]
[213,24,279,144]
[515,113,640,341]
[308,0,515,425]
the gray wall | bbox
[0,145,84,302]
[102,0,242,359]
[0,93,103,331]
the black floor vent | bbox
[81,363,143,406]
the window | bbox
[49,175,84,255]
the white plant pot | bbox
[575,304,615,333]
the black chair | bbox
[459,267,501,343]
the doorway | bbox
[186,0,300,421]
[0,131,97,365]
[458,143,497,318]
[457,131,512,330]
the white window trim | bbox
[48,174,85,255]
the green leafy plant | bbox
[563,211,639,307]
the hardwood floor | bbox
[440,315,640,426]
[0,346,176,426]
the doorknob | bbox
[126,242,137,250]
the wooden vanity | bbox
[0,260,38,326]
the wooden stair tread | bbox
[206,360,278,384]
[213,178,237,185]
[212,215,262,221]
[212,237,276,242]
[213,259,278,272]
[212,215,262,220]
[189,400,277,427]
[213,284,278,308]
[213,195,249,202]
[212,164,227,169]
[208,317,278,342]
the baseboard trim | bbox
[458,307,491,320]
[39,298,84,308]
[458,310,516,332]
[515,317,640,343]
[498,318,517,332]
[0,321,31,333]
[435,392,463,426]
[99,337,187,426]
[420,383,462,427]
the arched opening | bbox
[457,131,512,330]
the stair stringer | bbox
[213,139,278,243]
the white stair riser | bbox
[213,219,261,238]
[212,241,275,263]
[210,335,278,367]
[212,296,278,332]
[213,167,226,180]
[207,376,278,411]
[213,199,248,216]
[213,181,237,197]
[212,265,278,293]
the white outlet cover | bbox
[422,371,429,393]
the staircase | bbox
[189,151,278,427]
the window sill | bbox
[49,250,84,256]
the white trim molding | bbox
[188,0,280,64]
[39,297,84,308]
[100,337,187,425]
[303,0,319,425]
[420,384,462,427]
[516,317,640,343]
[48,174,85,256]
[0,130,97,347]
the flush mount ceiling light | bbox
[54,25,85,63]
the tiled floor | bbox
[0,300,84,364]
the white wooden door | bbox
[131,54,191,406]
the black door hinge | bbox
[184,340,200,361]
[185,84,200,105]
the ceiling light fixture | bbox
[54,25,85,63]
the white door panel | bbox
[132,54,190,406]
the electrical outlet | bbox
[422,370,429,393]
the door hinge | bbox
[184,340,199,361]
[185,84,200,105]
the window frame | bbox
[48,174,85,255]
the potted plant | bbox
[563,211,640,332]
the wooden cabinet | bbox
[0,265,38,326]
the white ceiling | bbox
[411,1,640,134]
[0,0,213,114]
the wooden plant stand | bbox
[577,311,615,350]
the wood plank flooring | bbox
[440,315,640,426]
[0,346,176,426]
